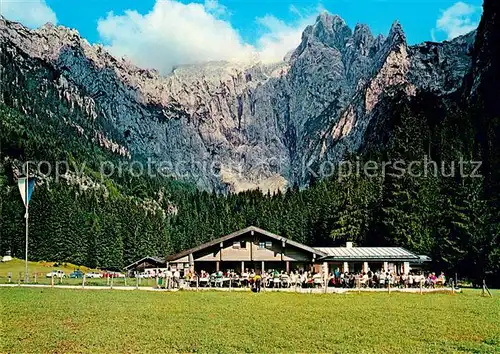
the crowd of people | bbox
[323,269,447,289]
[147,267,447,290]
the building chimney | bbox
[346,242,353,248]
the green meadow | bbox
[1,288,499,353]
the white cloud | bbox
[97,0,318,74]
[435,2,480,40]
[203,0,227,17]
[0,0,57,28]
[256,5,320,62]
[97,0,254,74]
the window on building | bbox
[265,241,272,249]
[258,241,266,249]
[240,241,246,249]
[232,241,240,249]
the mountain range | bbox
[0,12,475,192]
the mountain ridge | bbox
[0,13,476,192]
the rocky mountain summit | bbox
[0,13,475,192]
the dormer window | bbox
[258,241,272,249]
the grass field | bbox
[0,258,94,278]
[0,258,161,288]
[1,288,499,353]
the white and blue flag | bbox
[18,177,36,208]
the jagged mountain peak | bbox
[293,14,408,61]
[367,20,407,68]
[0,13,476,193]
[299,12,352,51]
[36,21,84,45]
[387,20,406,45]
[315,12,349,29]
[350,24,375,51]
[0,16,166,88]
[353,23,373,37]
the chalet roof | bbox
[314,247,421,262]
[418,255,433,262]
[166,226,326,262]
[124,256,166,270]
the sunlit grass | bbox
[0,258,150,287]
[1,288,499,353]
[0,258,94,277]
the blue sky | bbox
[43,0,483,44]
[1,0,483,73]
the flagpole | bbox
[25,176,29,283]
[18,175,35,283]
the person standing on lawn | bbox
[253,272,262,292]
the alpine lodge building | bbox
[125,226,429,276]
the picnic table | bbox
[199,277,210,287]
[270,278,281,288]
[313,275,323,287]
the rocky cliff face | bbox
[0,13,475,192]
[466,0,500,202]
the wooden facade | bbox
[127,226,426,276]
[165,226,322,273]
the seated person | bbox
[379,272,386,287]
[437,272,446,286]
[425,273,433,287]
[312,272,322,287]
[301,271,309,287]
[431,272,437,283]
[334,268,340,280]
[240,269,249,286]
[281,274,289,288]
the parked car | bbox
[85,272,103,279]
[137,272,152,279]
[103,271,126,278]
[103,271,117,278]
[46,270,66,278]
[69,270,84,279]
